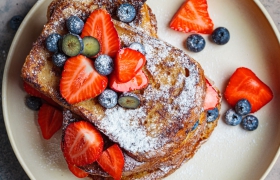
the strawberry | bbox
[60,55,108,104]
[81,9,120,57]
[169,0,214,34]
[38,103,63,140]
[97,144,124,180]
[203,79,219,110]
[109,70,148,92]
[23,82,59,108]
[224,67,273,113]
[67,163,88,178]
[115,48,146,83]
[62,121,104,166]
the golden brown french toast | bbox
[21,0,207,162]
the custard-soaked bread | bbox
[21,0,208,162]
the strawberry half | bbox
[81,9,120,57]
[109,70,148,92]
[97,144,124,180]
[204,79,219,110]
[67,163,88,178]
[60,55,108,104]
[224,67,273,112]
[115,48,146,83]
[62,121,104,166]
[38,103,63,140]
[170,0,214,34]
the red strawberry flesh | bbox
[97,144,124,180]
[115,48,146,83]
[81,9,120,57]
[224,67,273,112]
[204,79,219,110]
[38,103,63,140]
[63,121,104,166]
[170,0,214,34]
[67,163,88,178]
[109,70,148,92]
[60,55,108,104]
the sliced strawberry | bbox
[68,163,88,178]
[23,82,59,108]
[38,103,63,140]
[169,0,214,34]
[224,67,273,112]
[203,79,219,110]
[60,55,108,104]
[62,121,104,166]
[115,48,146,83]
[109,70,148,92]
[81,9,120,57]
[97,144,124,180]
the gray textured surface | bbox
[0,0,280,180]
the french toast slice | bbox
[21,0,207,163]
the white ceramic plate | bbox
[3,0,280,179]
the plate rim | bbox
[2,0,280,179]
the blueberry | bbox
[186,34,206,52]
[94,55,114,76]
[191,120,199,131]
[25,96,42,111]
[81,36,100,57]
[235,99,251,116]
[62,33,84,57]
[211,27,230,45]
[9,15,24,30]
[46,33,62,53]
[241,115,259,131]
[98,89,118,109]
[207,107,219,122]
[52,53,68,67]
[66,15,84,34]
[129,42,146,55]
[118,93,140,109]
[225,109,242,126]
[117,3,136,23]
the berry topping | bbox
[45,33,62,53]
[115,48,146,83]
[129,42,146,55]
[118,93,140,109]
[241,115,259,131]
[98,89,118,109]
[225,109,242,126]
[67,163,88,178]
[97,144,124,180]
[66,15,84,35]
[169,0,214,34]
[94,55,114,76]
[211,27,230,45]
[62,33,84,57]
[235,99,251,116]
[207,107,219,123]
[191,120,199,131]
[203,80,219,110]
[62,121,104,166]
[81,36,100,57]
[60,55,108,104]
[25,96,42,111]
[117,3,136,23]
[9,15,24,31]
[109,70,148,92]
[81,9,120,57]
[38,103,63,140]
[52,52,67,68]
[186,34,205,52]
[224,67,273,113]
